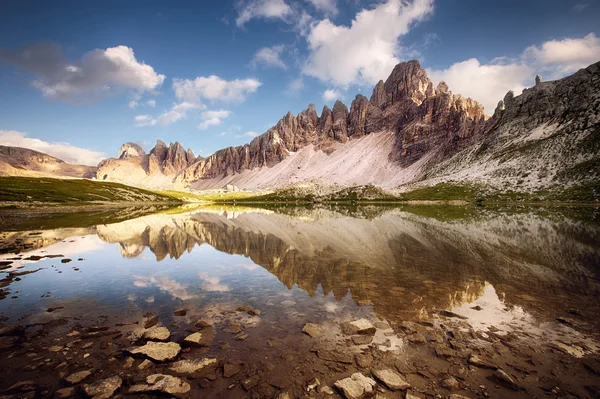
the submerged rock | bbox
[144,314,159,328]
[63,370,92,385]
[334,372,377,399]
[129,374,190,397]
[169,358,217,374]
[302,323,323,337]
[372,369,410,391]
[223,362,242,378]
[0,324,24,336]
[129,341,181,362]
[83,376,122,399]
[352,335,373,345]
[54,387,74,398]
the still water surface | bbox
[0,205,599,398]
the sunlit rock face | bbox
[92,207,600,324]
[118,142,145,159]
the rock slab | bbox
[129,341,181,362]
[334,372,377,399]
[129,374,190,397]
[372,369,410,391]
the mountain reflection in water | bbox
[4,206,599,330]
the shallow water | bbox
[1,205,600,398]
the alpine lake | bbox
[0,203,599,399]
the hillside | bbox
[0,145,96,178]
[0,177,182,204]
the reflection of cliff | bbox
[95,209,600,323]
[0,227,95,254]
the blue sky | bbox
[1,0,599,165]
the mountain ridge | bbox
[2,59,599,194]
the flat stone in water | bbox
[372,369,410,391]
[334,372,377,399]
[54,387,74,398]
[64,370,92,385]
[83,376,122,399]
[142,327,170,341]
[129,341,181,362]
[169,358,217,374]
[302,323,323,337]
[223,362,242,378]
[129,374,190,397]
[183,331,210,346]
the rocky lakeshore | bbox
[1,297,599,399]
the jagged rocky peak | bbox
[150,139,169,162]
[118,142,145,159]
[383,60,431,106]
[163,141,195,174]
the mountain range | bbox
[2,60,599,193]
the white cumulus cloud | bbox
[251,45,287,69]
[323,88,341,101]
[0,42,165,102]
[198,110,231,130]
[173,75,262,103]
[428,33,600,113]
[0,130,105,166]
[303,0,433,87]
[236,0,293,27]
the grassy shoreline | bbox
[1,176,599,208]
